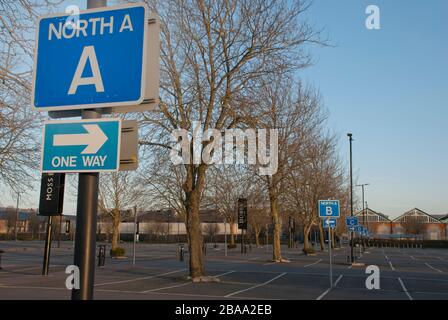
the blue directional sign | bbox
[363,227,369,236]
[41,119,121,173]
[356,225,364,234]
[32,3,149,112]
[348,225,356,232]
[322,218,337,229]
[346,216,358,227]
[318,200,340,218]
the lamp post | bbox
[14,192,21,241]
[356,183,369,251]
[347,133,354,264]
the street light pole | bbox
[14,192,20,241]
[356,183,369,251]
[347,133,354,264]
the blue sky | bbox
[2,1,447,219]
[300,0,448,217]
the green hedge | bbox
[110,247,125,257]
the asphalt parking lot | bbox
[0,241,447,300]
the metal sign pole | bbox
[329,224,333,288]
[42,216,53,276]
[133,205,137,268]
[71,0,106,301]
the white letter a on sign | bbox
[68,45,104,95]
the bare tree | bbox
[98,172,144,251]
[203,222,219,244]
[140,0,321,279]
[284,134,347,253]
[205,165,253,247]
[0,1,53,192]
[27,213,42,240]
[255,77,327,261]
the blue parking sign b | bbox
[318,200,340,218]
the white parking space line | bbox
[316,275,343,300]
[141,270,235,293]
[94,268,187,287]
[304,259,322,268]
[142,281,191,293]
[425,263,443,273]
[224,272,287,298]
[388,261,395,271]
[398,277,413,300]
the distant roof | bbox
[355,208,390,221]
[393,208,443,223]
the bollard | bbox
[97,245,106,267]
[202,242,207,256]
[179,244,184,261]
[0,250,3,269]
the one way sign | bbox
[41,118,121,173]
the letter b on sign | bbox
[326,207,332,216]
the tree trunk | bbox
[111,212,120,250]
[229,220,235,246]
[303,224,312,251]
[185,188,205,279]
[254,225,260,247]
[269,189,282,261]
[318,222,325,251]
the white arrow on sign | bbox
[53,124,108,154]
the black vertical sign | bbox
[237,198,248,230]
[65,220,71,234]
[39,173,65,216]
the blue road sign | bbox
[348,225,356,232]
[322,218,337,229]
[318,200,340,218]
[356,225,364,234]
[32,3,149,112]
[363,227,369,236]
[41,119,121,173]
[346,216,358,226]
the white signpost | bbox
[319,200,340,288]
